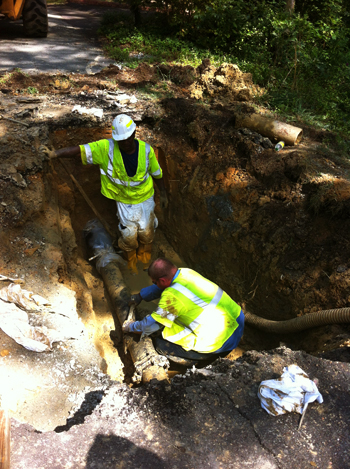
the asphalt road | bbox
[0,3,122,74]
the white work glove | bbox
[122,319,134,333]
[39,145,57,160]
[160,191,168,210]
[128,293,142,307]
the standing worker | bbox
[123,258,245,359]
[41,114,168,273]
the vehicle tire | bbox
[22,0,48,38]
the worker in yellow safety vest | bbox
[40,114,168,274]
[123,258,245,358]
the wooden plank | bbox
[58,158,115,240]
[0,409,10,469]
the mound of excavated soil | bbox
[189,61,263,102]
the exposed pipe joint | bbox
[84,219,169,383]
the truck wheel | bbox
[22,0,48,38]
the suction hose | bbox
[245,308,350,334]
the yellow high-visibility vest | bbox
[151,268,241,353]
[80,139,162,204]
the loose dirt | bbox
[1,59,350,466]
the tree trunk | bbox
[286,0,295,14]
[130,0,141,27]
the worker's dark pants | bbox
[153,336,228,361]
[153,310,244,361]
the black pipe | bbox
[83,219,169,383]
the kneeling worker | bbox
[42,114,168,273]
[123,258,244,358]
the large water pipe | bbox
[235,113,303,146]
[245,308,350,333]
[83,219,169,383]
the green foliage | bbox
[0,72,13,84]
[26,87,39,94]
[99,10,213,66]
[102,0,350,135]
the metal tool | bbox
[298,400,308,430]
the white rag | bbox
[258,364,323,416]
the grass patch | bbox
[99,11,221,68]
[26,86,39,94]
[0,72,13,85]
[136,82,175,100]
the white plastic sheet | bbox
[0,284,82,352]
[0,302,82,352]
[72,105,103,118]
[0,283,50,310]
[0,303,49,352]
[258,364,323,416]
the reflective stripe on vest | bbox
[100,167,150,186]
[151,168,161,177]
[165,285,223,343]
[83,143,93,164]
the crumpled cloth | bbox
[258,364,323,416]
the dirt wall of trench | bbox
[146,98,350,326]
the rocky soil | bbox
[10,348,350,469]
[0,60,350,467]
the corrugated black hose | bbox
[245,308,350,333]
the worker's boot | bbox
[124,250,138,274]
[137,243,152,270]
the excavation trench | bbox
[2,111,350,434]
[1,70,350,459]
[49,124,252,387]
[49,121,350,389]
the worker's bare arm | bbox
[54,146,81,158]
[40,145,81,159]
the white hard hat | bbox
[112,114,136,141]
